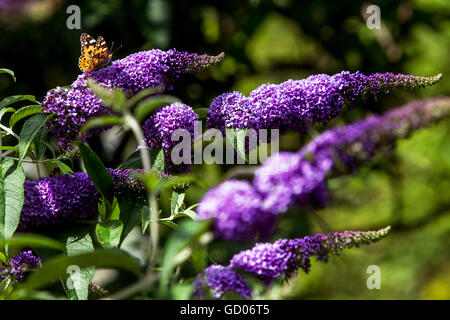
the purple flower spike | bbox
[107,168,145,193]
[206,72,441,135]
[230,227,391,284]
[42,49,223,147]
[253,96,450,213]
[193,265,252,299]
[142,102,198,173]
[18,172,100,232]
[197,180,276,242]
[18,168,146,232]
[0,250,41,284]
[143,102,198,152]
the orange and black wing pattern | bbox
[78,33,112,72]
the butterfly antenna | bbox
[111,41,122,55]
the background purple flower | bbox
[197,180,276,242]
[107,168,145,193]
[229,227,391,284]
[0,250,41,284]
[253,96,450,214]
[192,265,251,299]
[197,97,450,242]
[193,227,390,298]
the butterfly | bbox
[78,33,116,72]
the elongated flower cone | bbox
[42,49,224,147]
[19,169,145,231]
[198,96,450,241]
[0,250,41,284]
[194,227,390,299]
[207,72,442,135]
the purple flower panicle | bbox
[107,168,145,192]
[0,250,41,284]
[142,102,198,173]
[254,96,450,213]
[18,172,99,232]
[193,265,251,300]
[197,97,450,240]
[206,72,441,136]
[143,103,198,152]
[42,49,223,147]
[229,227,390,284]
[19,169,146,231]
[194,227,390,298]
[197,180,276,242]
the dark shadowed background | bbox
[0,0,449,299]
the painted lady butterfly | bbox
[78,33,113,72]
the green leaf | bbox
[0,146,18,152]
[9,105,42,128]
[0,159,25,246]
[43,160,73,177]
[0,95,36,109]
[0,69,16,82]
[159,220,211,297]
[18,114,49,166]
[81,116,125,135]
[0,234,65,251]
[175,209,197,221]
[193,107,210,119]
[142,172,164,194]
[0,251,7,264]
[34,125,48,160]
[55,161,73,175]
[118,192,146,244]
[86,79,126,111]
[96,220,123,249]
[119,148,165,172]
[141,206,150,234]
[125,86,165,108]
[150,148,165,174]
[134,95,181,122]
[20,249,142,291]
[71,142,114,204]
[62,229,94,300]
[171,283,194,300]
[98,196,120,222]
[171,190,185,216]
[0,107,15,122]
[119,150,144,169]
[226,127,248,163]
[159,220,178,230]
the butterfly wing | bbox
[79,33,98,72]
[94,36,112,68]
[78,33,112,72]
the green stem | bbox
[123,111,159,269]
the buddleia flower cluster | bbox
[18,169,145,231]
[0,250,41,284]
[197,180,277,242]
[255,96,450,214]
[107,168,145,193]
[192,265,252,300]
[198,96,450,241]
[41,49,223,147]
[142,102,198,173]
[193,227,390,299]
[206,72,441,137]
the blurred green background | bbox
[0,0,449,299]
